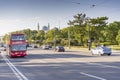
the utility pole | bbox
[68,28,71,49]
[54,28,56,51]
[86,17,91,51]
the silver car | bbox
[42,45,49,49]
[91,46,112,56]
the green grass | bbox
[109,45,120,50]
[66,45,120,50]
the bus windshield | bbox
[11,44,26,51]
[11,35,25,41]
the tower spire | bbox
[37,23,40,31]
[48,23,50,30]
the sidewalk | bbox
[66,47,90,52]
[66,47,120,54]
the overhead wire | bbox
[88,0,119,16]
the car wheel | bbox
[91,53,94,56]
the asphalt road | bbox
[0,48,120,80]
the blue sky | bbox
[0,0,120,35]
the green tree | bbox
[34,30,45,45]
[90,16,108,43]
[116,30,120,45]
[45,27,60,44]
[23,29,32,43]
[105,21,120,44]
[3,34,9,43]
[68,13,87,46]
[31,30,38,41]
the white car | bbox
[91,46,111,56]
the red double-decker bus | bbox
[6,33,27,58]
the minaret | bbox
[48,23,50,30]
[58,21,60,30]
[37,23,40,31]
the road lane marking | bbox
[80,72,107,80]
[1,53,29,80]
[87,63,120,69]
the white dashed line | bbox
[87,63,120,69]
[80,72,107,80]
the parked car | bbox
[91,46,111,56]
[0,46,6,51]
[42,45,49,49]
[34,45,38,48]
[48,45,52,48]
[55,46,65,52]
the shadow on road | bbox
[17,61,120,80]
[27,53,93,59]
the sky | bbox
[0,0,120,35]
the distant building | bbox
[42,26,49,32]
[48,23,50,30]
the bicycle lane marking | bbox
[1,53,29,80]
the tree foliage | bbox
[3,13,120,47]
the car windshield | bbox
[11,44,26,51]
[96,46,109,50]
[58,46,64,48]
[101,46,110,50]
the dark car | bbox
[55,46,65,52]
[34,45,38,48]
